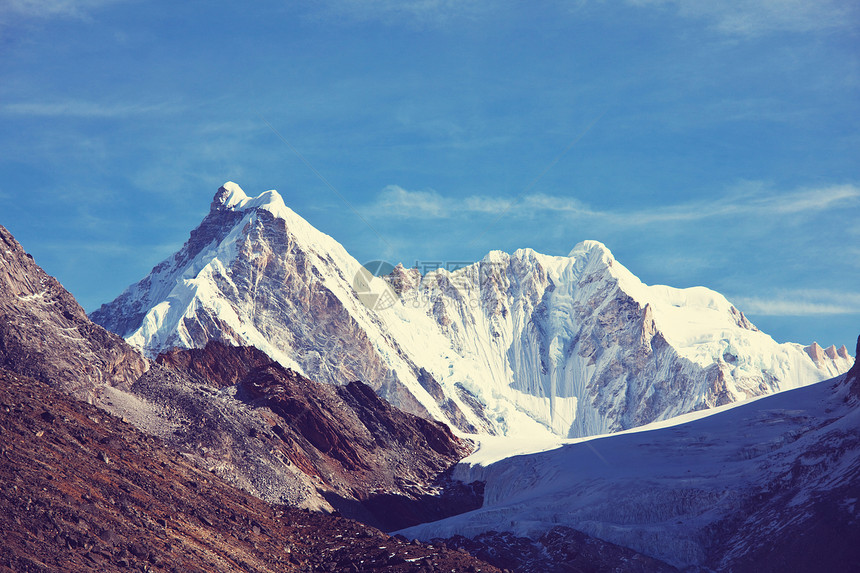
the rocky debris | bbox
[434,527,678,573]
[0,225,148,402]
[0,367,501,573]
[152,341,482,531]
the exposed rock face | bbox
[156,343,272,388]
[140,341,479,531]
[91,184,854,440]
[394,244,854,437]
[0,367,501,573]
[0,225,148,402]
[848,335,860,398]
[89,192,246,338]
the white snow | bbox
[104,182,854,442]
[398,372,860,568]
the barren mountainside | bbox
[0,223,481,533]
[142,341,480,531]
[0,225,148,402]
[0,367,501,572]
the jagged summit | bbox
[567,238,612,259]
[805,341,851,364]
[213,180,248,208]
[213,181,290,219]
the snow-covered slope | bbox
[399,355,860,570]
[91,183,853,439]
[386,242,852,437]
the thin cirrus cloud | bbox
[368,185,509,218]
[604,184,860,226]
[2,100,180,118]
[308,0,493,25]
[0,0,124,19]
[625,0,857,35]
[367,183,859,224]
[733,290,860,316]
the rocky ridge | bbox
[0,225,148,402]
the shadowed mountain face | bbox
[153,341,481,531]
[0,225,148,402]
[0,367,501,573]
[849,334,860,398]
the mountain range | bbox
[91,182,852,441]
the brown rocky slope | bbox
[0,367,501,573]
[151,342,482,531]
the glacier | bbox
[90,182,854,440]
[397,364,860,569]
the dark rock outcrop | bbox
[0,225,148,402]
[155,341,481,531]
[157,343,273,388]
[848,334,860,398]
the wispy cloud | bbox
[733,289,860,316]
[626,0,857,35]
[368,186,596,219]
[366,182,860,224]
[1,0,124,19]
[308,0,495,26]
[370,186,450,218]
[2,100,179,118]
[606,183,860,225]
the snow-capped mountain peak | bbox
[214,181,288,215]
[91,183,853,440]
[213,183,294,230]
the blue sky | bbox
[1,1,858,349]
